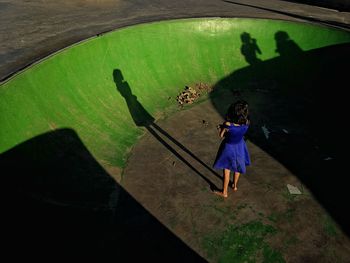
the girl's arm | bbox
[217,121,230,138]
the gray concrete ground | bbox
[1,0,349,81]
[122,88,350,262]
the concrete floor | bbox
[122,87,350,262]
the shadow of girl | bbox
[113,69,220,189]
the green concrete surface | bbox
[1,18,349,169]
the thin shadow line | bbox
[152,123,221,180]
[222,0,350,29]
[146,125,218,190]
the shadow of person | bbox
[274,31,303,57]
[113,69,154,126]
[240,32,262,65]
[113,69,220,189]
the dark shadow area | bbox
[210,31,350,236]
[280,0,350,12]
[113,69,221,190]
[274,31,303,57]
[240,32,262,65]
[0,129,205,261]
[222,0,350,29]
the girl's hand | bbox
[217,123,225,129]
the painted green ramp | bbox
[1,18,349,171]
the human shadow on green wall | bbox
[210,32,350,236]
[0,129,205,261]
[274,31,303,57]
[113,69,220,189]
[240,32,262,65]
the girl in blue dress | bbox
[213,100,251,198]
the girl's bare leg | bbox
[214,169,230,197]
[233,172,240,191]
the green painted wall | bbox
[1,18,349,168]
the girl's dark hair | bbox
[226,100,249,125]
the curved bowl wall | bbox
[1,18,349,168]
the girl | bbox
[213,100,251,198]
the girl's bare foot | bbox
[213,190,228,198]
[233,187,238,192]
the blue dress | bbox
[213,123,251,173]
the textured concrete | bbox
[123,96,350,262]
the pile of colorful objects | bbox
[176,82,212,106]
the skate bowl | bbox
[1,18,350,259]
